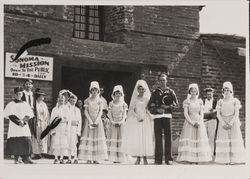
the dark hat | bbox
[34,88,46,95]
[14,87,24,93]
[204,87,214,93]
[23,79,33,85]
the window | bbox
[73,6,103,40]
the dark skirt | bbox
[6,137,33,156]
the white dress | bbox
[50,104,71,156]
[78,98,108,161]
[106,101,127,162]
[215,98,245,164]
[122,97,154,157]
[68,105,82,157]
[32,101,50,154]
[177,98,212,162]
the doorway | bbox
[61,66,137,104]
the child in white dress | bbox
[215,81,245,165]
[177,83,212,164]
[67,94,82,164]
[50,94,71,164]
[107,85,128,163]
[78,81,108,164]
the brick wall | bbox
[200,34,246,139]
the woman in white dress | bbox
[50,93,71,164]
[33,88,50,157]
[122,80,154,165]
[107,85,128,163]
[78,81,108,164]
[214,81,245,165]
[177,83,211,164]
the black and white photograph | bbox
[0,0,249,178]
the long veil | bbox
[127,79,151,118]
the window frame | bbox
[73,6,104,41]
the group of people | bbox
[4,73,245,165]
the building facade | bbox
[4,5,246,149]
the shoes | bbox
[23,157,36,164]
[165,160,173,165]
[143,157,148,165]
[134,157,141,165]
[14,158,24,164]
[87,160,92,164]
[93,161,99,164]
[154,161,162,165]
[59,159,65,164]
[54,159,59,164]
[32,154,42,160]
[73,159,78,164]
[66,159,72,164]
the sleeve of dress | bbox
[83,99,94,125]
[216,100,226,126]
[107,102,116,124]
[76,108,82,136]
[198,99,204,124]
[183,99,194,126]
[127,100,139,119]
[120,102,128,124]
[229,98,241,126]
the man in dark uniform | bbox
[148,73,179,165]
[203,87,218,158]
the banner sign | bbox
[5,52,53,81]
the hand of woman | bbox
[138,119,144,122]
[19,121,25,127]
[223,124,229,130]
[114,123,120,127]
[193,122,199,128]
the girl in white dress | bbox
[50,94,71,164]
[177,83,211,164]
[215,81,245,165]
[122,80,154,165]
[67,94,82,164]
[78,81,108,164]
[107,85,128,163]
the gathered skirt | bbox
[177,120,212,163]
[121,115,154,157]
[215,115,245,164]
[78,120,108,161]
[106,124,126,162]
